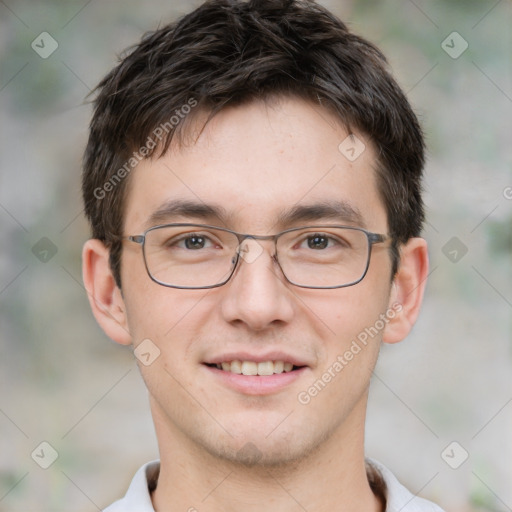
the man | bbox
[81,0,444,510]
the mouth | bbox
[202,355,309,395]
[204,360,305,376]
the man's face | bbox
[120,97,394,466]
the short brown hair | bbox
[82,0,425,288]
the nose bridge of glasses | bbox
[237,235,276,265]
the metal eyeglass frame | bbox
[122,223,390,290]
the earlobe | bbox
[382,237,429,344]
[82,239,132,346]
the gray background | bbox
[0,0,511,510]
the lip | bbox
[203,351,310,367]
[203,364,309,395]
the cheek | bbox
[296,292,388,413]
[121,247,199,339]
[123,276,214,369]
[126,289,193,338]
[301,280,390,342]
[123,286,208,400]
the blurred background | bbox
[0,0,511,510]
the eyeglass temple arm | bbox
[127,235,145,244]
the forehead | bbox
[123,97,387,233]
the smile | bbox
[207,360,301,375]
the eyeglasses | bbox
[122,223,389,289]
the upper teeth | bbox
[216,360,294,375]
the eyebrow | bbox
[145,199,231,228]
[275,200,365,229]
[144,198,366,230]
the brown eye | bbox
[307,234,329,250]
[184,235,207,249]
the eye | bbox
[170,233,218,250]
[183,234,209,250]
[298,232,347,251]
[306,233,330,250]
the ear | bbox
[382,237,429,344]
[82,238,132,346]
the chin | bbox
[211,441,310,469]
[198,423,330,469]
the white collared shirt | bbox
[102,458,444,512]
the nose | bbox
[220,238,295,331]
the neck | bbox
[150,395,383,512]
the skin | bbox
[83,97,428,512]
